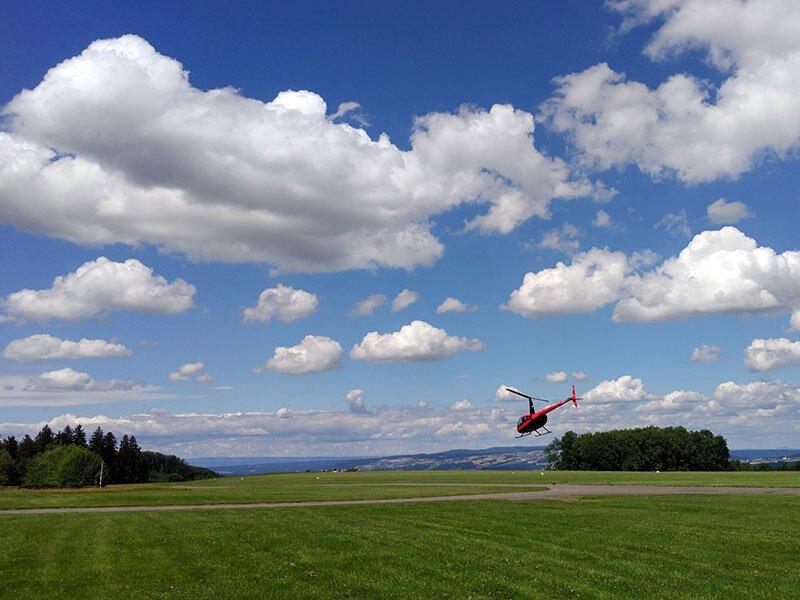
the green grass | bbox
[0,494,797,599]
[1,470,797,510]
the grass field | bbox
[0,469,798,510]
[1,492,797,599]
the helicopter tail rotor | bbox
[571,385,581,408]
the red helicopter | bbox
[506,385,580,438]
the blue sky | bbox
[1,1,799,455]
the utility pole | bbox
[99,461,104,488]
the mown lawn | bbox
[0,494,797,599]
[0,469,797,510]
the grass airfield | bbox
[0,469,798,510]
[1,471,798,599]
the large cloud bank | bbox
[543,0,800,182]
[0,35,605,273]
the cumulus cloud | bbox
[572,371,588,382]
[1,257,195,322]
[23,367,147,393]
[349,294,386,317]
[707,198,752,224]
[614,227,800,323]
[257,335,343,374]
[593,210,611,228]
[585,375,654,403]
[346,389,367,414]
[4,377,798,451]
[635,390,707,415]
[169,361,213,383]
[690,344,720,363]
[744,338,800,372]
[506,227,800,327]
[535,222,581,255]
[350,320,483,363]
[0,402,516,455]
[2,334,131,361]
[542,0,800,183]
[0,36,605,273]
[435,297,477,314]
[545,371,568,383]
[503,248,628,318]
[242,284,318,324]
[391,289,419,312]
[493,385,523,402]
[449,399,473,411]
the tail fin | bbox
[571,385,578,407]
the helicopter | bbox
[506,385,580,438]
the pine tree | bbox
[0,435,18,460]
[18,435,36,460]
[34,425,54,453]
[101,432,117,481]
[73,425,87,448]
[55,425,74,445]
[88,427,104,454]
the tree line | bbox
[0,424,218,487]
[545,426,731,471]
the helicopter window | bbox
[517,416,528,426]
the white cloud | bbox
[169,361,213,383]
[23,367,147,393]
[707,198,752,224]
[508,228,800,327]
[503,248,628,318]
[635,390,707,415]
[0,36,605,273]
[257,335,343,374]
[493,385,522,402]
[542,1,800,183]
[593,210,612,228]
[744,338,800,371]
[242,284,318,324]
[690,344,720,363]
[450,399,473,411]
[535,222,581,255]
[0,403,514,455]
[655,210,691,238]
[1,257,195,322]
[435,297,476,314]
[614,227,800,323]
[572,371,588,381]
[391,289,419,312]
[710,379,800,417]
[585,375,654,403]
[346,389,367,414]
[350,320,483,363]
[435,422,490,437]
[349,294,386,317]
[2,334,131,361]
[545,371,568,383]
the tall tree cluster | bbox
[0,425,216,487]
[545,427,731,471]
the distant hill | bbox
[193,445,549,475]
[191,446,800,476]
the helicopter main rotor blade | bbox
[504,387,549,403]
[504,387,532,400]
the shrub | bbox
[23,445,104,488]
